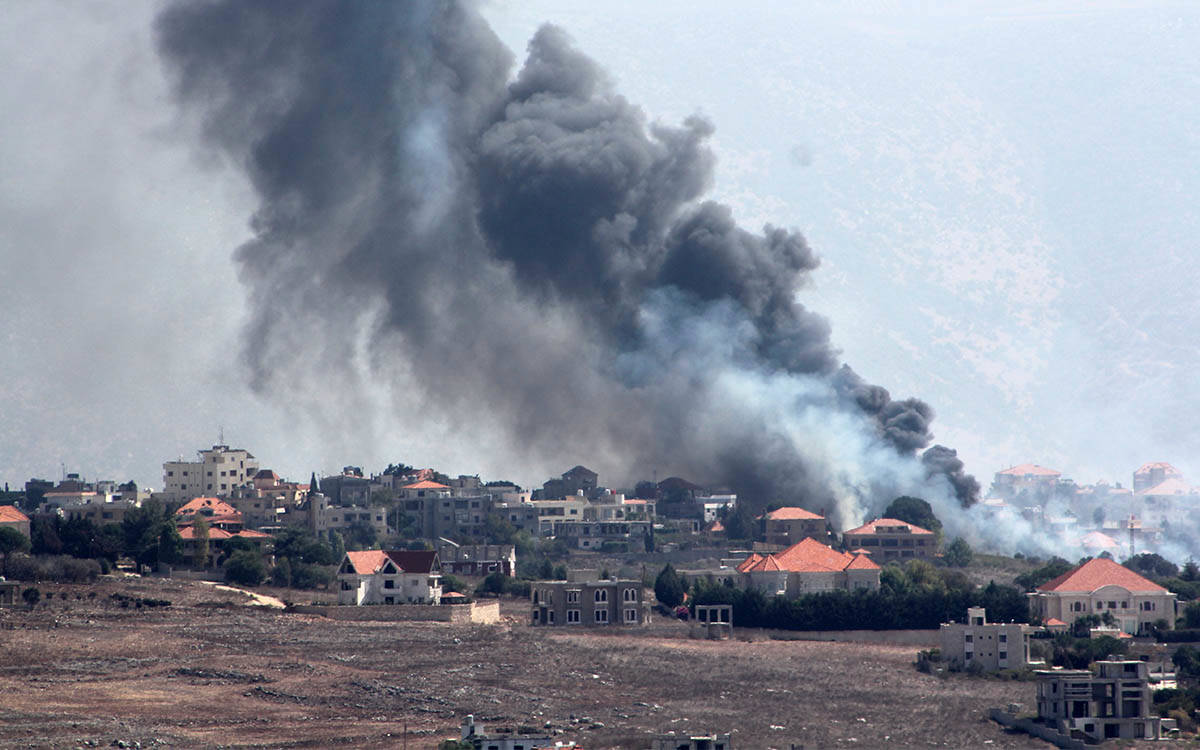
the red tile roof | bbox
[1078,531,1121,551]
[400,480,450,490]
[343,550,440,575]
[1138,477,1194,496]
[0,505,30,523]
[996,464,1061,477]
[843,518,934,536]
[176,497,240,518]
[764,507,824,521]
[1044,618,1068,627]
[1037,558,1167,594]
[735,553,763,573]
[1135,462,1181,476]
[178,526,233,540]
[739,538,878,574]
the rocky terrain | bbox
[0,576,1045,748]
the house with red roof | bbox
[1027,557,1177,635]
[0,505,30,539]
[337,549,442,605]
[990,463,1062,502]
[842,518,937,561]
[734,537,880,597]
[760,506,830,547]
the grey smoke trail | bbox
[156,0,977,527]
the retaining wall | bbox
[291,600,500,624]
[989,709,1085,750]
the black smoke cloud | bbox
[156,0,976,525]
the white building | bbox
[337,550,442,605]
[939,607,1040,671]
[162,444,259,503]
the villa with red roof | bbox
[337,549,442,605]
[1027,557,1177,635]
[990,463,1063,501]
[735,537,880,596]
[0,505,30,539]
[842,518,937,561]
[760,506,831,547]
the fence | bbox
[290,600,500,624]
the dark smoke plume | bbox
[156,0,976,527]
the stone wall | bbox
[291,600,500,624]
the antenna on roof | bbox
[219,425,224,445]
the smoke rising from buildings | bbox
[156,0,980,531]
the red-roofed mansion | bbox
[1027,558,1176,635]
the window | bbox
[965,635,973,643]
[1108,601,1117,609]
[625,608,638,623]
[623,588,637,602]
[595,609,609,623]
[341,581,352,591]
[999,634,1007,643]
[384,596,394,604]
[999,651,1007,660]
[384,580,395,589]
[595,589,608,603]
[567,590,580,604]
[548,611,555,624]
[567,609,580,623]
[167,471,174,477]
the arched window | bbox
[595,589,608,603]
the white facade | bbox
[162,445,259,503]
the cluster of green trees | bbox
[684,561,1027,631]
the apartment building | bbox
[530,578,645,627]
[1036,661,1163,741]
[162,444,259,502]
[939,607,1039,671]
[842,518,936,561]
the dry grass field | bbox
[0,576,1054,749]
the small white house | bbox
[338,550,442,605]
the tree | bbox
[328,530,346,561]
[191,516,210,569]
[1184,561,1200,582]
[1123,553,1178,580]
[944,537,973,568]
[654,564,685,608]
[882,496,942,537]
[720,504,757,541]
[0,526,30,576]
[22,586,40,608]
[483,513,517,545]
[225,550,267,586]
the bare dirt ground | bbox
[0,577,1051,749]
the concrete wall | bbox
[292,600,499,624]
[989,709,1085,750]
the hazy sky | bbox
[2,1,1197,493]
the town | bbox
[4,444,1200,747]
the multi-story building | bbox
[550,519,652,551]
[1027,557,1176,635]
[302,492,389,540]
[437,542,516,577]
[337,550,442,605]
[538,465,599,500]
[939,607,1040,671]
[1035,661,1163,741]
[761,507,830,547]
[530,578,645,627]
[162,444,259,503]
[990,464,1062,503]
[842,518,937,561]
[1133,462,1183,494]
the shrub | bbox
[22,586,40,607]
[225,550,267,587]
